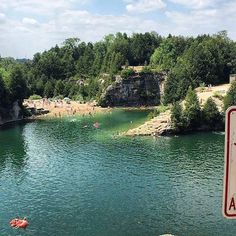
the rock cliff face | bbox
[0,101,23,125]
[99,72,164,107]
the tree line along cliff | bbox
[1,31,236,116]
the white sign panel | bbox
[223,106,236,218]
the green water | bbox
[0,109,233,236]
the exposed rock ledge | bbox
[124,110,173,137]
[0,101,23,126]
[99,72,165,107]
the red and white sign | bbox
[223,106,236,218]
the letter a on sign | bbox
[223,106,236,218]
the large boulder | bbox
[99,72,164,107]
[0,100,23,125]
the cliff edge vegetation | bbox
[1,31,236,128]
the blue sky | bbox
[0,0,235,58]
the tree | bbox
[171,102,185,131]
[183,87,201,128]
[129,32,162,65]
[76,43,94,76]
[224,81,236,110]
[163,57,193,104]
[35,77,44,96]
[92,41,107,76]
[163,33,234,104]
[54,80,65,97]
[8,66,27,102]
[202,97,222,128]
[150,36,189,72]
[0,74,7,106]
[63,38,80,50]
[44,81,54,98]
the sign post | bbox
[223,106,236,218]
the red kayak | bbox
[10,218,29,229]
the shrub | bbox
[171,102,185,131]
[54,95,64,100]
[224,81,236,110]
[200,82,206,88]
[140,66,152,74]
[199,82,206,92]
[183,87,201,128]
[72,94,84,102]
[202,97,223,128]
[213,91,224,101]
[148,105,169,119]
[120,68,135,79]
[29,94,42,100]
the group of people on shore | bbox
[24,98,97,118]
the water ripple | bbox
[0,112,232,236]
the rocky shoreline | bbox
[124,110,173,137]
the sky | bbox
[0,0,236,58]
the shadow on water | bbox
[0,123,28,174]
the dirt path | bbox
[196,84,230,108]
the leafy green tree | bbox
[0,67,10,80]
[92,41,107,76]
[63,38,80,51]
[163,57,193,104]
[202,97,222,128]
[224,81,236,110]
[44,81,54,98]
[54,80,65,97]
[8,66,27,101]
[35,78,44,96]
[183,87,201,128]
[110,52,126,74]
[76,43,94,76]
[163,32,234,103]
[0,74,7,106]
[129,32,162,65]
[171,102,185,131]
[150,36,189,72]
[33,50,64,80]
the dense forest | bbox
[1,31,236,114]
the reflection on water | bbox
[0,124,28,174]
[0,110,234,236]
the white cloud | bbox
[126,0,166,13]
[0,0,236,58]
[165,1,236,38]
[0,0,75,16]
[0,13,6,24]
[169,0,218,9]
[44,10,161,38]
[22,17,39,26]
[0,9,164,58]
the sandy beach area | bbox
[24,99,108,118]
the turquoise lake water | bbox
[0,109,234,236]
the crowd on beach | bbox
[24,98,102,118]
